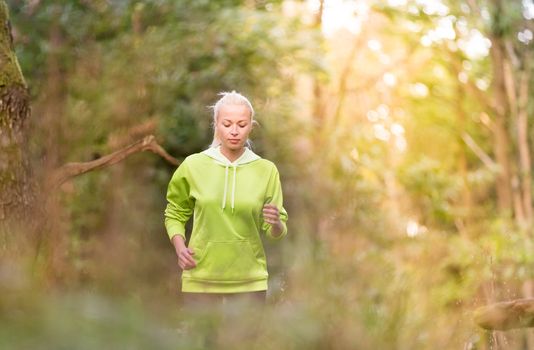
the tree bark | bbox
[0,1,33,239]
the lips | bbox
[229,139,240,143]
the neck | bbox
[220,146,246,163]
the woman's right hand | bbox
[171,235,197,270]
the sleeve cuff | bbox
[165,221,186,242]
[266,222,287,240]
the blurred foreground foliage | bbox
[2,0,534,349]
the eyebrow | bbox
[222,119,249,123]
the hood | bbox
[201,146,261,213]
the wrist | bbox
[271,221,283,236]
[172,234,186,251]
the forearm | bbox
[171,234,187,253]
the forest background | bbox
[1,0,533,349]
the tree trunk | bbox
[312,0,324,134]
[489,35,514,218]
[516,57,532,228]
[0,1,33,243]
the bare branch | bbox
[464,78,497,113]
[461,133,498,171]
[49,135,179,189]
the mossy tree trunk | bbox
[0,1,33,243]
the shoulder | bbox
[256,158,274,166]
[171,152,206,174]
[183,152,207,164]
[178,152,216,167]
[253,158,280,177]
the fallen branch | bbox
[474,298,534,330]
[49,135,179,188]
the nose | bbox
[230,125,238,135]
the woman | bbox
[164,91,288,306]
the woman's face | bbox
[216,104,253,152]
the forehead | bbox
[218,104,251,120]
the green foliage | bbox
[397,156,460,228]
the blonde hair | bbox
[209,91,258,148]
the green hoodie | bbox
[164,145,288,293]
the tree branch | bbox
[475,298,534,330]
[49,135,179,188]
[461,133,498,171]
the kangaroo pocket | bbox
[190,240,267,281]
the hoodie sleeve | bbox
[262,165,288,240]
[164,159,195,242]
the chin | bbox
[225,143,243,150]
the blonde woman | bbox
[164,91,288,306]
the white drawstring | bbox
[231,165,237,213]
[222,165,229,210]
[221,163,237,213]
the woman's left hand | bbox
[263,203,284,237]
[263,203,281,225]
